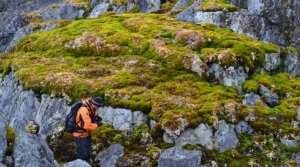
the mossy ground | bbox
[1,13,300,165]
[198,0,237,12]
[6,126,15,156]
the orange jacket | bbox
[73,99,98,138]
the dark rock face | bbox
[158,146,202,167]
[95,144,124,167]
[14,131,59,167]
[0,121,6,161]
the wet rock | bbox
[138,0,160,13]
[88,2,109,18]
[132,111,148,128]
[14,131,59,167]
[235,121,254,134]
[95,144,124,167]
[175,124,214,150]
[0,121,6,161]
[194,11,226,27]
[284,53,300,77]
[242,93,260,106]
[214,120,239,152]
[158,146,202,167]
[259,85,280,107]
[99,107,133,131]
[263,53,281,72]
[40,3,85,20]
[24,120,39,135]
[280,138,298,147]
[62,159,91,167]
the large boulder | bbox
[62,159,91,167]
[175,124,214,150]
[0,121,6,161]
[138,0,160,13]
[99,107,133,131]
[214,120,239,152]
[39,3,85,20]
[95,144,124,167]
[158,146,202,167]
[13,131,59,167]
[194,11,226,27]
[88,2,109,18]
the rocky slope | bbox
[1,0,300,166]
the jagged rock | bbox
[14,131,59,167]
[214,120,239,152]
[259,85,280,107]
[95,144,124,167]
[62,159,91,167]
[175,124,214,150]
[175,0,203,22]
[4,156,13,167]
[132,111,148,128]
[40,3,85,20]
[99,107,133,131]
[280,138,298,147]
[247,0,264,15]
[138,0,160,13]
[235,121,254,134]
[194,11,226,27]
[263,53,281,71]
[171,0,190,11]
[5,23,58,52]
[150,120,156,130]
[35,94,67,135]
[158,146,202,167]
[25,120,39,135]
[0,121,6,161]
[284,53,300,77]
[208,63,248,88]
[242,93,260,106]
[88,2,109,18]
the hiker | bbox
[72,97,103,162]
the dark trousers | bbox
[74,136,92,162]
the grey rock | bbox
[208,63,248,88]
[25,120,40,135]
[99,107,133,131]
[14,131,59,167]
[35,94,67,135]
[0,163,6,167]
[284,53,300,77]
[162,118,188,138]
[263,53,281,71]
[183,53,208,77]
[88,3,109,18]
[40,3,85,20]
[96,144,124,167]
[175,124,214,150]
[194,11,226,27]
[171,0,190,11]
[280,138,298,147]
[158,146,202,167]
[150,120,156,129]
[247,0,264,15]
[163,133,175,143]
[176,0,203,22]
[292,153,300,166]
[5,23,58,52]
[4,156,13,167]
[214,120,239,152]
[132,111,148,128]
[0,121,6,161]
[242,93,260,106]
[227,0,247,7]
[235,121,254,134]
[62,159,91,167]
[259,85,280,107]
[138,0,160,13]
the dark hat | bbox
[91,97,104,108]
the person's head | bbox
[90,97,104,109]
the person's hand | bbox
[93,115,102,126]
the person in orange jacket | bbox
[73,97,103,162]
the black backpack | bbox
[65,101,86,133]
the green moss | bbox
[6,126,15,156]
[199,0,237,12]
[243,80,259,93]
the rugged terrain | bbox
[1,0,300,166]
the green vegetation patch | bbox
[6,126,15,156]
[0,13,287,133]
[198,0,237,12]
